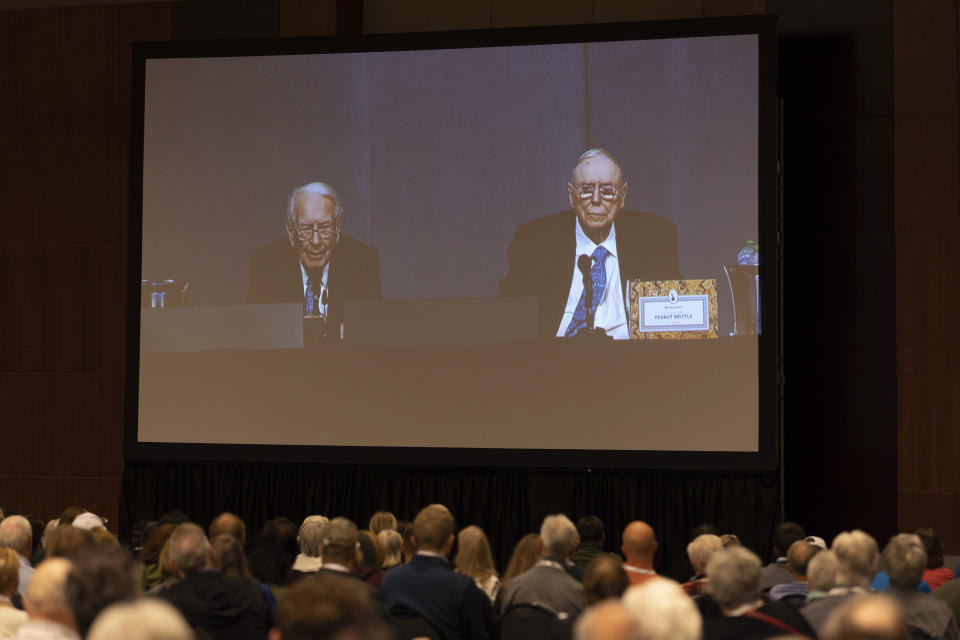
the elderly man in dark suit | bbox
[498,149,681,339]
[245,182,381,331]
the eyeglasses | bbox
[575,184,620,201]
[291,223,337,241]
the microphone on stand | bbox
[577,254,594,332]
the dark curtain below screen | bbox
[121,461,779,579]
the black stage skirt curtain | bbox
[121,461,778,579]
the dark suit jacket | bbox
[245,235,382,328]
[497,210,681,337]
[380,554,491,640]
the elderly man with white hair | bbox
[683,534,722,596]
[0,515,35,598]
[800,529,878,634]
[292,515,328,574]
[701,546,814,640]
[499,514,584,617]
[87,599,193,640]
[881,533,958,640]
[622,577,702,640]
[15,558,79,639]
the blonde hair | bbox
[378,530,403,569]
[455,526,497,583]
[368,512,398,536]
[502,533,540,587]
[0,546,19,595]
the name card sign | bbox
[627,279,719,340]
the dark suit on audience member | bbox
[245,236,381,328]
[498,210,681,338]
[702,601,815,640]
[381,553,491,640]
[158,569,272,640]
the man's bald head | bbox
[621,522,657,562]
[25,558,76,629]
[209,512,245,544]
[786,540,820,580]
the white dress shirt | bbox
[557,220,629,339]
[299,262,329,318]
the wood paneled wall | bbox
[894,0,960,551]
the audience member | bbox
[89,528,119,550]
[572,516,610,569]
[46,527,94,562]
[803,536,827,551]
[378,530,403,570]
[368,512,398,536]
[258,518,299,567]
[292,515,327,573]
[211,533,251,579]
[760,522,806,591]
[0,517,34,599]
[86,599,193,640]
[916,527,954,590]
[17,558,78,640]
[381,505,492,640]
[317,518,360,576]
[208,512,246,545]
[70,513,106,532]
[583,556,629,606]
[702,546,814,639]
[880,533,957,640]
[57,508,86,527]
[27,518,45,565]
[683,534,723,596]
[455,525,501,604]
[144,542,179,595]
[397,520,416,563]
[573,600,640,640]
[64,547,140,637]
[805,549,837,604]
[502,533,540,590]
[0,546,28,637]
[720,534,741,548]
[248,542,293,602]
[819,594,906,640]
[354,530,384,589]
[768,541,820,605]
[622,578,702,640]
[500,514,583,617]
[139,524,175,590]
[800,529,877,634]
[157,522,272,640]
[933,571,960,624]
[268,572,393,640]
[620,521,658,586]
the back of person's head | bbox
[882,533,927,590]
[377,530,403,569]
[25,558,75,628]
[808,549,838,592]
[413,505,455,553]
[259,517,299,563]
[705,545,762,611]
[573,600,641,640]
[28,517,45,554]
[503,533,541,586]
[298,516,329,558]
[397,520,415,558]
[320,517,359,565]
[90,527,119,550]
[58,507,87,526]
[208,512,246,542]
[577,516,606,544]
[454,525,497,582]
[65,547,141,636]
[621,521,657,560]
[914,527,944,570]
[368,512,397,536]
[786,540,820,578]
[72,512,107,532]
[622,578,702,640]
[820,594,907,640]
[272,572,394,640]
[357,530,383,569]
[48,525,95,560]
[167,523,210,576]
[0,515,32,556]
[720,534,741,548]
[541,514,579,561]
[583,555,629,605]
[0,546,20,597]
[831,530,878,587]
[87,599,193,640]
[212,533,251,579]
[249,542,294,586]
[773,522,806,556]
[686,534,723,575]
[139,523,175,565]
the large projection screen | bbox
[126,18,779,469]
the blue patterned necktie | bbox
[304,276,317,316]
[565,245,610,337]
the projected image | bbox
[134,30,766,455]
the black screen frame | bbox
[124,15,779,472]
